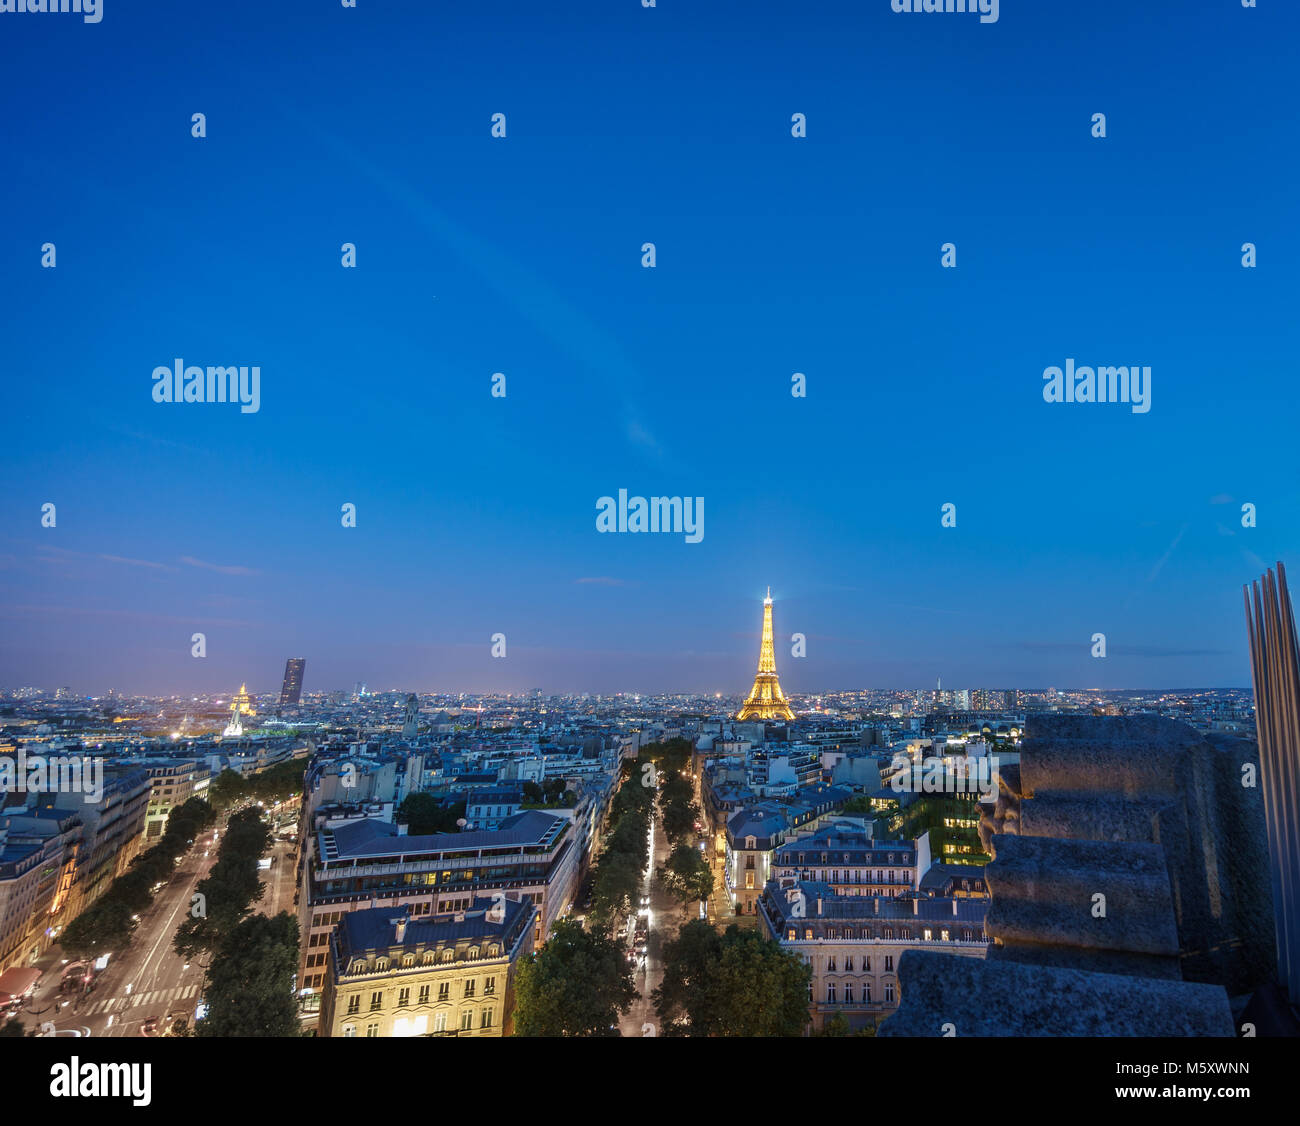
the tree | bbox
[60,898,136,960]
[0,1018,27,1037]
[815,1011,876,1037]
[173,807,269,959]
[591,849,644,925]
[661,799,699,846]
[654,922,810,1036]
[195,912,301,1038]
[398,792,464,835]
[660,844,714,904]
[513,919,636,1036]
[207,768,248,812]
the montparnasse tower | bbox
[737,587,796,722]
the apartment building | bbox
[759,877,989,1032]
[318,896,535,1037]
[298,809,577,1021]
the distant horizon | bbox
[10,683,1256,700]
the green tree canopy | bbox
[654,921,810,1036]
[195,912,301,1038]
[207,768,248,811]
[398,792,464,835]
[660,843,714,904]
[513,919,636,1036]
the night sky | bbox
[2,1,1296,696]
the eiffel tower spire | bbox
[737,587,795,721]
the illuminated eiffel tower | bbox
[737,587,796,721]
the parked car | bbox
[141,1017,160,1036]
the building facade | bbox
[318,896,535,1037]
[758,877,989,1031]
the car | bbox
[141,1017,160,1036]
[640,895,650,908]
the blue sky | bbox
[2,0,1297,696]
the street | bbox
[20,815,297,1038]
[619,807,694,1037]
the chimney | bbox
[912,898,919,915]
[393,916,408,943]
[396,822,408,837]
[952,899,958,917]
[816,897,822,916]
[873,897,879,915]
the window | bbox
[826,983,836,1003]
[827,956,837,973]
[484,977,496,997]
[864,956,871,972]
[433,1011,447,1032]
[845,982,854,1003]
[941,929,950,942]
[375,958,389,971]
[481,1008,493,1029]
[464,979,476,999]
[441,949,454,963]
[461,1009,474,1030]
[787,928,796,941]
[845,957,854,972]
[467,946,480,961]
[804,927,813,940]
[342,1024,356,1038]
[418,985,430,1005]
[438,982,450,1002]
[402,954,414,967]
[346,995,360,1015]
[422,951,435,964]
[369,991,383,1012]
[366,1023,380,1038]
[865,982,872,1003]
[884,981,895,1003]
[884,955,894,972]
[487,944,500,957]
[398,987,410,1008]
[923,928,932,942]
[883,927,893,940]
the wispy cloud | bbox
[1146,524,1188,584]
[99,554,175,571]
[180,556,259,576]
[1008,640,1227,658]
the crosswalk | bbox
[84,983,199,1016]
